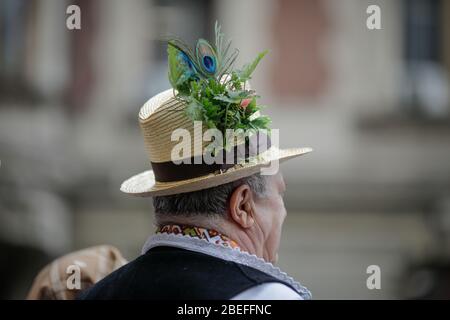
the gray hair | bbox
[153,173,267,218]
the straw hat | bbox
[120,88,312,197]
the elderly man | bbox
[79,23,312,300]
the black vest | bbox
[78,246,297,300]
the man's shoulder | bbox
[77,247,186,299]
[78,246,300,300]
[77,253,144,300]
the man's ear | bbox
[228,184,256,229]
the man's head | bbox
[153,172,287,263]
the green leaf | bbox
[227,89,252,99]
[250,115,271,129]
[206,120,216,128]
[185,100,204,121]
[214,95,239,104]
[237,50,268,81]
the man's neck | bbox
[156,215,267,261]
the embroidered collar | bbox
[156,224,240,250]
[142,229,312,300]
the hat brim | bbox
[120,147,312,197]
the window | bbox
[402,0,450,119]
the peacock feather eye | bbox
[196,39,217,75]
[202,56,215,72]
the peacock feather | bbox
[167,21,239,90]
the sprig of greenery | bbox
[236,50,268,81]
[175,50,271,149]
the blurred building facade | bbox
[1,0,450,299]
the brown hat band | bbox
[150,132,271,183]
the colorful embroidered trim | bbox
[156,224,240,250]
